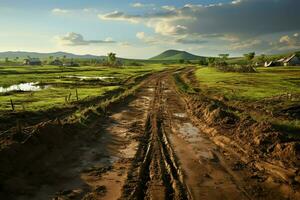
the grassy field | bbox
[195,66,300,135]
[195,66,300,101]
[0,64,166,112]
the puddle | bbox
[0,82,49,93]
[178,123,204,143]
[65,75,115,81]
[173,113,187,118]
[198,151,214,160]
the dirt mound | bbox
[182,92,300,184]
[0,120,84,198]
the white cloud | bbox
[162,5,176,11]
[51,8,70,15]
[56,32,116,46]
[100,0,300,44]
[131,3,155,8]
[99,11,140,23]
[231,0,242,5]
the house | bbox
[63,61,79,67]
[283,54,300,66]
[264,61,281,67]
[23,58,42,65]
[49,59,63,66]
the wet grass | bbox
[195,66,300,101]
[195,66,300,137]
[173,73,195,94]
[0,64,166,112]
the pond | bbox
[65,75,115,81]
[0,82,49,93]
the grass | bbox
[195,66,300,101]
[0,64,166,112]
[173,73,195,94]
[195,66,300,137]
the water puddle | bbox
[0,82,49,93]
[65,75,115,81]
[173,113,187,118]
[178,123,203,143]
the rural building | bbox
[264,54,300,67]
[283,54,300,66]
[63,61,79,67]
[264,61,281,67]
[23,58,42,65]
[49,59,63,66]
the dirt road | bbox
[1,71,292,199]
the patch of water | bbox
[65,75,115,81]
[173,113,187,118]
[178,122,203,143]
[0,82,49,93]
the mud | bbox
[0,69,299,199]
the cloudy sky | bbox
[0,0,299,58]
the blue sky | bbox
[0,0,299,58]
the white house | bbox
[283,54,300,66]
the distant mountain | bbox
[150,50,204,60]
[0,51,104,59]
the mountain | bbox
[150,49,204,60]
[0,51,104,59]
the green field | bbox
[195,66,300,101]
[0,64,166,112]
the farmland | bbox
[0,54,299,200]
[0,64,165,111]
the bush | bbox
[215,65,257,73]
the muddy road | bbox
[0,71,295,200]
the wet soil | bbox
[0,70,298,200]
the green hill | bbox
[150,50,204,60]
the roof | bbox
[283,54,296,63]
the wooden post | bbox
[76,89,79,101]
[68,92,72,102]
[10,99,15,111]
[16,120,22,134]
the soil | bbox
[0,70,299,199]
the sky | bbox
[0,0,300,58]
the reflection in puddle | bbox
[0,82,49,93]
[65,75,115,81]
[173,113,187,118]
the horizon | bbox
[0,0,299,58]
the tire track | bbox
[121,78,190,200]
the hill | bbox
[150,50,204,60]
[0,51,104,59]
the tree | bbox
[107,52,117,66]
[218,54,229,61]
[15,57,19,62]
[5,57,9,63]
[179,59,185,64]
[49,56,54,61]
[258,54,266,64]
[244,52,255,62]
[206,57,216,66]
